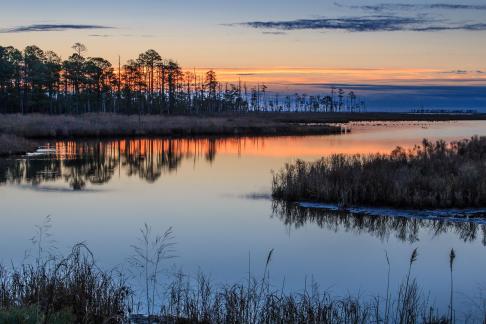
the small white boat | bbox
[25,147,57,157]
[26,152,44,157]
[36,148,56,153]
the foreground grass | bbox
[273,136,486,209]
[0,244,463,324]
[0,244,130,323]
[0,218,474,323]
[0,219,482,323]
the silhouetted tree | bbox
[0,43,364,115]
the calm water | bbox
[1,120,486,317]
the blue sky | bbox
[1,0,485,67]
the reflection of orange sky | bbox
[55,138,276,159]
[50,134,424,161]
[54,136,394,160]
[187,67,486,87]
[52,121,486,160]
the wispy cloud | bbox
[440,70,486,75]
[442,70,468,74]
[88,34,112,37]
[234,16,486,33]
[234,16,424,32]
[0,24,114,33]
[338,3,486,12]
[262,31,287,35]
[89,33,154,38]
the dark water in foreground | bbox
[1,120,486,318]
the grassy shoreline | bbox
[0,113,344,139]
[2,112,486,138]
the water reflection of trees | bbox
[0,137,253,190]
[272,202,486,245]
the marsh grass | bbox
[156,250,454,324]
[129,224,176,317]
[0,113,343,140]
[0,244,131,323]
[0,219,481,323]
[272,136,486,209]
[449,249,456,324]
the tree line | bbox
[0,43,365,114]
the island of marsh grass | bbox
[272,136,486,209]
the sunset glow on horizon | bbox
[192,67,486,86]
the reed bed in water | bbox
[272,136,486,209]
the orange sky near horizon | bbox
[189,67,486,87]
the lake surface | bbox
[1,120,486,319]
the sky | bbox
[1,0,486,110]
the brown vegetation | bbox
[0,113,343,139]
[0,244,129,323]
[2,111,486,142]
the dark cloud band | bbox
[235,16,486,33]
[238,16,423,32]
[0,24,113,33]
[343,3,486,12]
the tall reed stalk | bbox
[450,248,456,324]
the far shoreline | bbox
[1,112,486,156]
